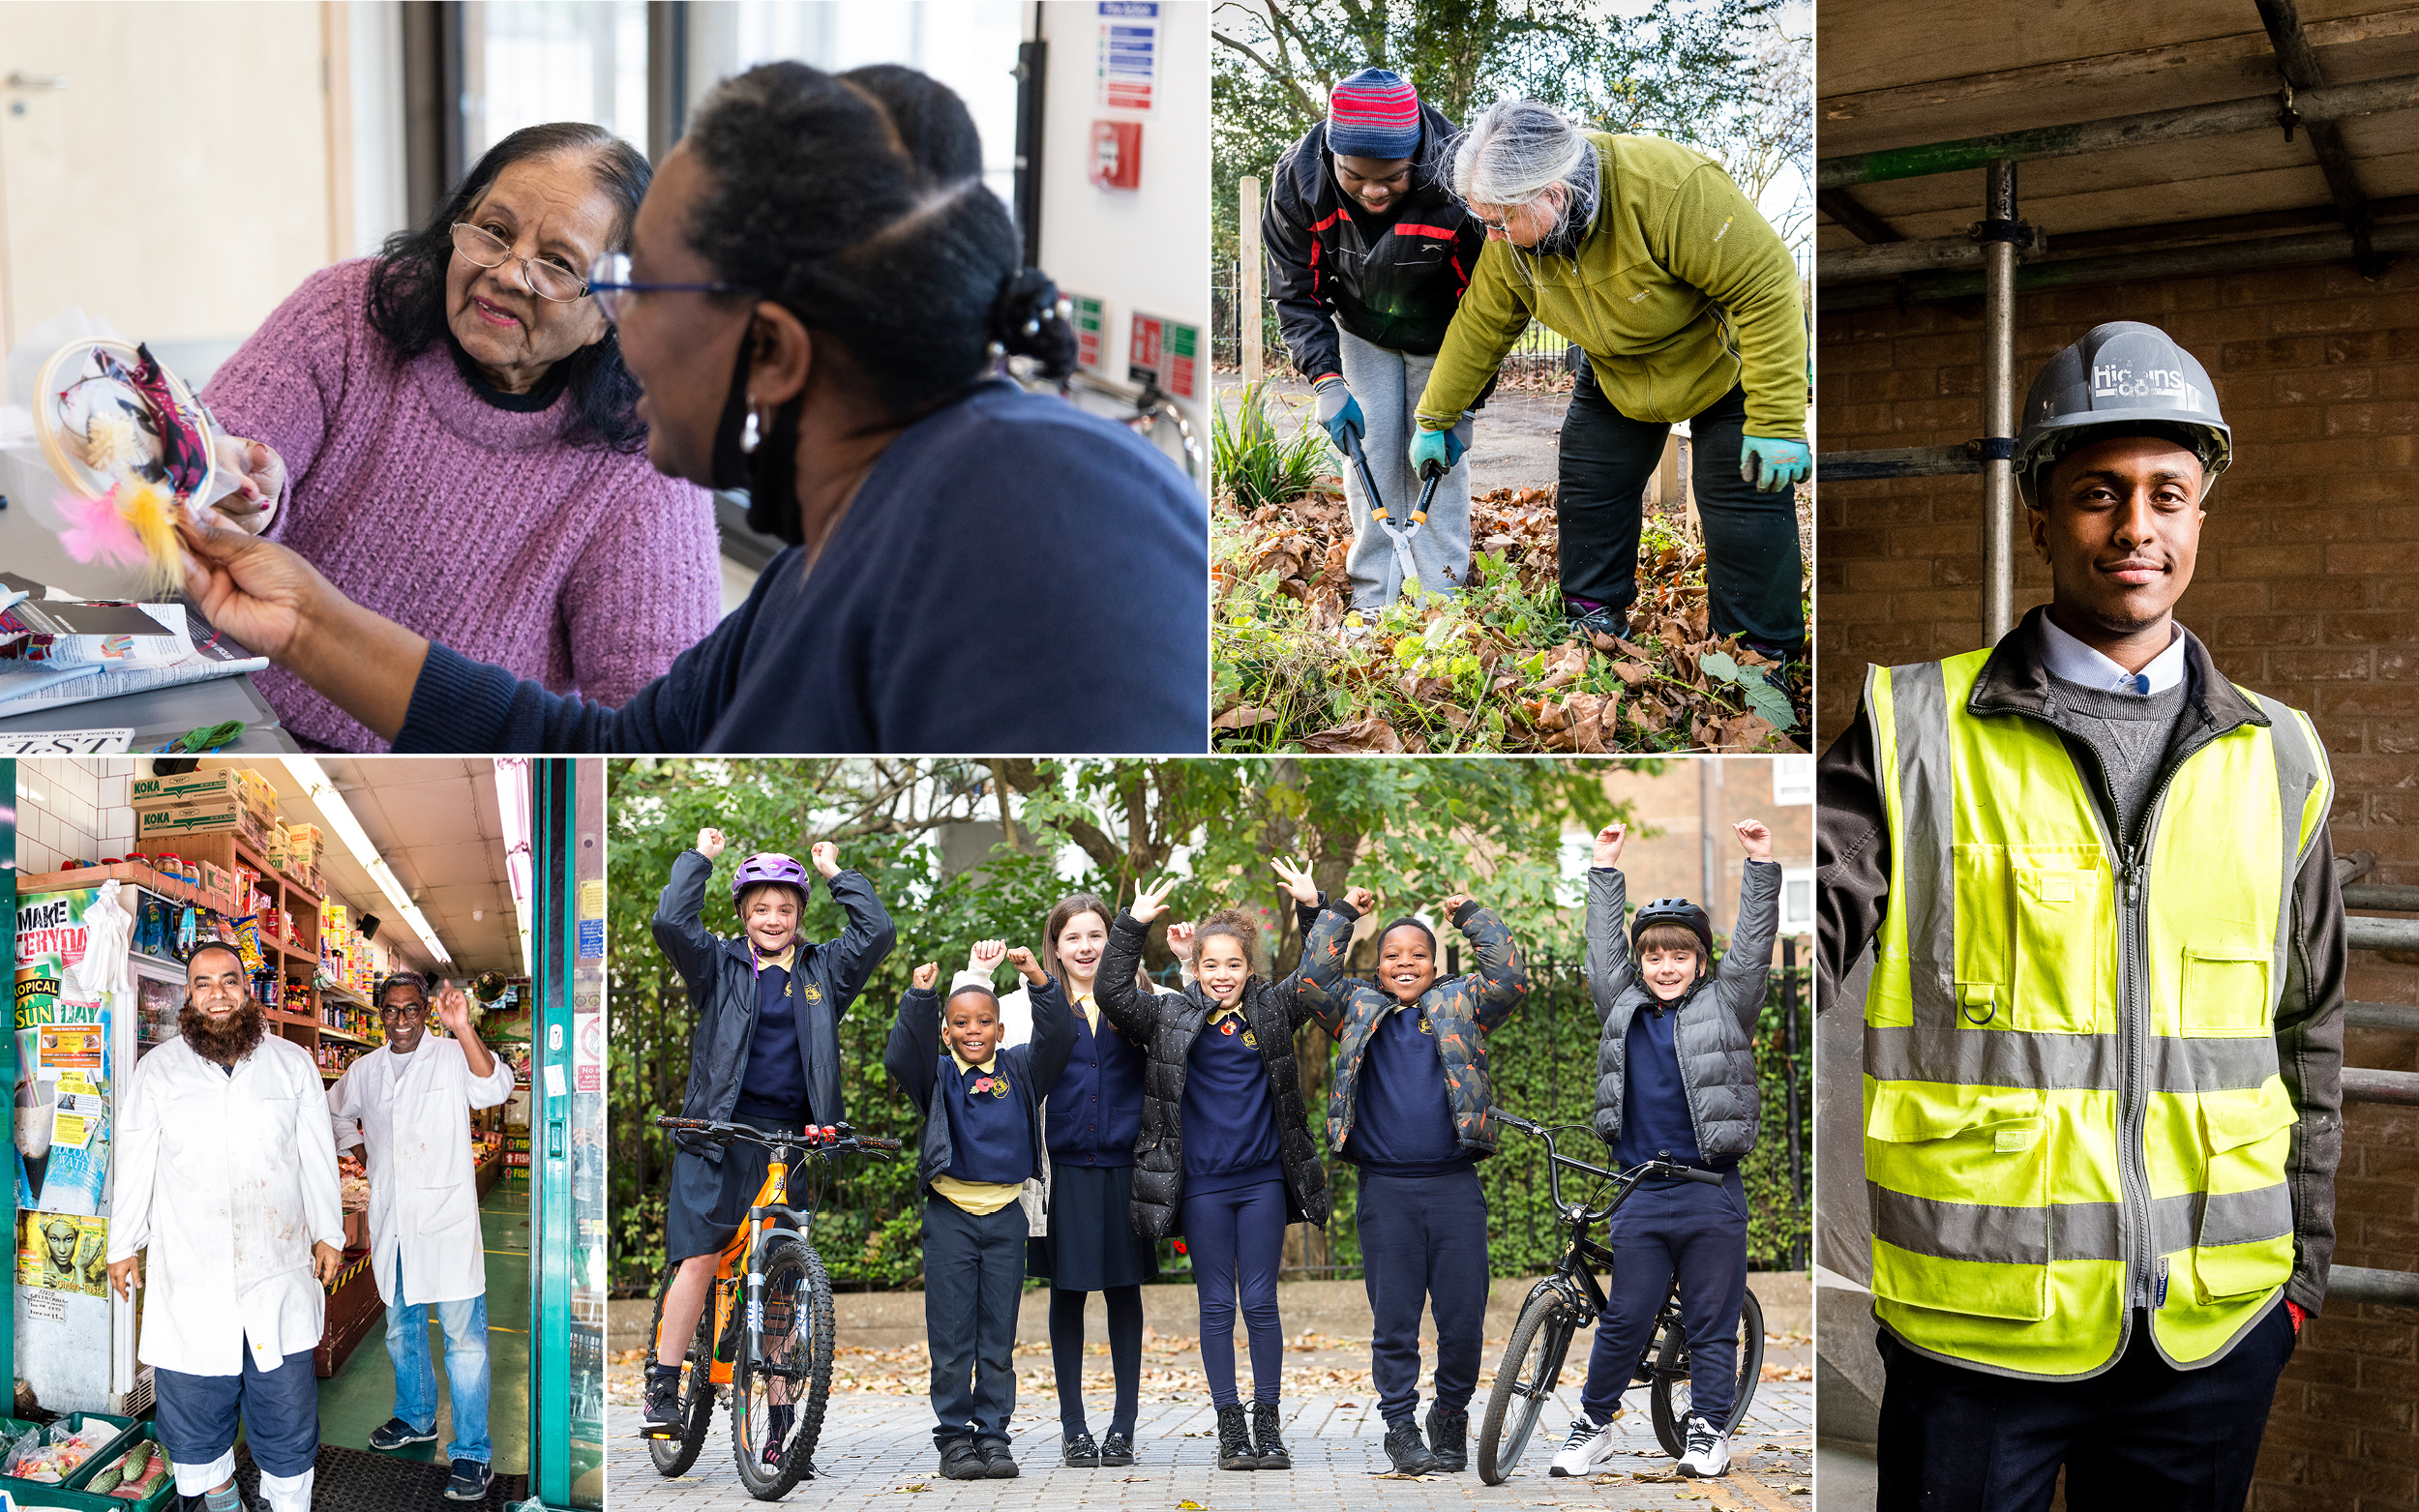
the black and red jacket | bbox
[1262,102,1487,380]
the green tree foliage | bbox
[606,758,1807,1293]
[1211,0,1798,270]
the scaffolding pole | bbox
[1982,161,2020,643]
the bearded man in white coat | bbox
[106,941,345,1512]
[328,972,516,1503]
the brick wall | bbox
[1816,259,2419,1508]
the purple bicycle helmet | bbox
[732,852,813,910]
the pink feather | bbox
[56,486,147,567]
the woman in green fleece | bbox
[1412,101,1807,664]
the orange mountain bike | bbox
[642,1116,900,1498]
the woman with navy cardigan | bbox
[962,895,1177,1468]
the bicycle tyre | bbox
[1477,1289,1576,1485]
[1648,1286,1765,1459]
[731,1236,837,1499]
[643,1268,719,1477]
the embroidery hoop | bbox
[32,338,219,507]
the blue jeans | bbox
[387,1271,492,1465]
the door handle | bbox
[7,73,69,90]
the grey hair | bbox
[1452,100,1599,252]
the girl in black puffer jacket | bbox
[1094,873,1356,1474]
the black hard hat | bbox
[2015,321,2230,507]
[1632,898,1715,964]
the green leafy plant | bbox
[1212,379,1330,514]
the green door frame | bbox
[515,760,581,1512]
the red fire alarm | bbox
[1090,119,1142,190]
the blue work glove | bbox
[1409,425,1465,477]
[1312,376,1364,453]
[1741,435,1810,492]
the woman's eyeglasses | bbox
[583,252,754,323]
[451,222,591,303]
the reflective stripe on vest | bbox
[1862,649,2328,1379]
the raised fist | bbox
[697,828,726,860]
[911,962,939,993]
[810,841,840,878]
[1593,823,1626,868]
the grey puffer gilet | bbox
[1584,860,1782,1160]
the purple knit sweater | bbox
[202,258,721,751]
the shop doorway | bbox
[4,757,604,1509]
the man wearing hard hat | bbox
[1817,322,2347,1507]
[328,972,517,1503]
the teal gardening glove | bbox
[1312,375,1365,453]
[1741,435,1810,492]
[1408,425,1465,477]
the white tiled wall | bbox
[14,758,138,877]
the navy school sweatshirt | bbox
[1181,1013,1282,1196]
[1616,986,1721,1176]
[1342,1002,1472,1177]
[395,380,1207,754]
[941,1056,1036,1186]
[731,958,811,1126]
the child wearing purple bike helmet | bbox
[641,828,896,1446]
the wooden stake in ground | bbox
[1240,174,1264,382]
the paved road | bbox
[608,1375,1812,1510]
[1214,371,1574,493]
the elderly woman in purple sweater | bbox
[203,122,720,751]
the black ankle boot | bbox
[1251,1401,1291,1470]
[1216,1404,1256,1470]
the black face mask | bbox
[709,320,808,548]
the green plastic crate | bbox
[0,1411,146,1505]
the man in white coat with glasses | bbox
[106,941,345,1512]
[328,971,517,1502]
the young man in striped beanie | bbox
[1263,68,1489,624]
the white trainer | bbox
[1676,1411,1730,1477]
[1547,1413,1621,1478]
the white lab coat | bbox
[105,1033,345,1377]
[327,1035,516,1308]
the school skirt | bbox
[665,1112,802,1265]
[1028,1162,1157,1291]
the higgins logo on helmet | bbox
[2092,363,2204,410]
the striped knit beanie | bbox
[1327,68,1421,160]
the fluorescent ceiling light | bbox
[283,757,453,967]
[493,758,533,979]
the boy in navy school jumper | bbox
[884,947,1077,1481]
[1278,860,1530,1475]
[1554,818,1781,1482]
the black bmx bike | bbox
[1475,1108,1765,1485]
[642,1117,901,1498]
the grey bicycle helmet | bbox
[2014,321,2229,506]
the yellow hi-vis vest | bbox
[1861,647,2330,1379]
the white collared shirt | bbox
[2041,615,2186,696]
[328,1035,517,1307]
[105,1033,346,1377]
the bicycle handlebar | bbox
[1486,1108,1725,1218]
[655,1115,901,1160]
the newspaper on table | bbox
[0,600,265,717]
